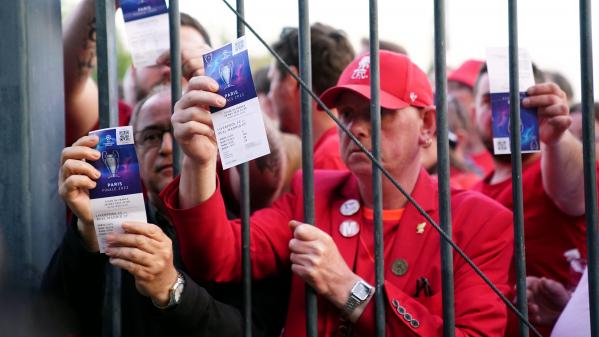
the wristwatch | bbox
[153,272,186,310]
[342,279,374,318]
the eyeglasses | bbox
[134,126,172,149]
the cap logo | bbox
[410,92,418,103]
[351,56,370,80]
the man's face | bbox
[474,73,495,153]
[336,92,426,178]
[448,81,476,121]
[134,26,208,104]
[134,91,174,199]
[267,63,300,135]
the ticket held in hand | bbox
[88,126,147,253]
[202,36,271,170]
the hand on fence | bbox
[58,135,101,250]
[156,43,212,81]
[288,220,360,309]
[523,82,571,146]
[172,76,224,168]
[105,221,178,306]
[525,276,571,326]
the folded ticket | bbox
[121,0,170,68]
[89,126,147,253]
[202,36,271,169]
[486,47,540,155]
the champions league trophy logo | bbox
[219,51,234,89]
[102,150,120,179]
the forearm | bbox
[179,156,217,209]
[63,0,97,95]
[542,131,585,216]
[63,0,100,144]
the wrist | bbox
[76,218,99,252]
[332,272,362,309]
[152,269,182,309]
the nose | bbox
[347,115,370,140]
[159,131,173,156]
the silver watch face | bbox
[353,281,371,301]
[172,275,185,304]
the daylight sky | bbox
[65,0,599,101]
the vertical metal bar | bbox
[235,1,252,336]
[297,1,317,336]
[95,0,118,129]
[95,1,121,337]
[169,0,182,176]
[368,1,384,336]
[507,1,529,336]
[579,1,599,336]
[433,0,455,335]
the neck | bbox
[357,162,421,210]
[312,105,336,145]
[490,152,540,184]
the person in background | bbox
[472,62,590,336]
[268,23,355,170]
[447,59,495,176]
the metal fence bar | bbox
[169,0,182,176]
[95,0,118,129]
[220,3,541,335]
[297,1,317,336]
[433,0,455,335]
[95,0,121,336]
[235,1,252,336]
[507,1,529,336]
[367,1,384,336]
[579,0,599,336]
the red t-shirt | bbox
[473,157,587,286]
[473,158,589,336]
[313,127,347,170]
[471,150,495,176]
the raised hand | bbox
[58,135,102,250]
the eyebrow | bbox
[137,124,170,133]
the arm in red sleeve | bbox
[161,175,299,283]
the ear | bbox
[286,66,300,92]
[418,106,437,146]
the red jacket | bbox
[161,169,514,337]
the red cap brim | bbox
[319,84,410,111]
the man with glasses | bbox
[43,85,290,337]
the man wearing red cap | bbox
[448,59,495,176]
[159,51,514,336]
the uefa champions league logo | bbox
[219,51,235,89]
[102,150,120,179]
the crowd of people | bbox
[40,1,598,336]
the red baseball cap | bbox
[319,50,433,110]
[447,59,484,89]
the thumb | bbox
[289,220,303,232]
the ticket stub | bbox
[202,36,271,169]
[121,0,170,68]
[89,126,147,253]
[486,47,540,155]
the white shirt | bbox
[551,267,590,337]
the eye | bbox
[143,131,162,143]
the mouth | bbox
[155,163,173,173]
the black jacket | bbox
[41,206,245,337]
